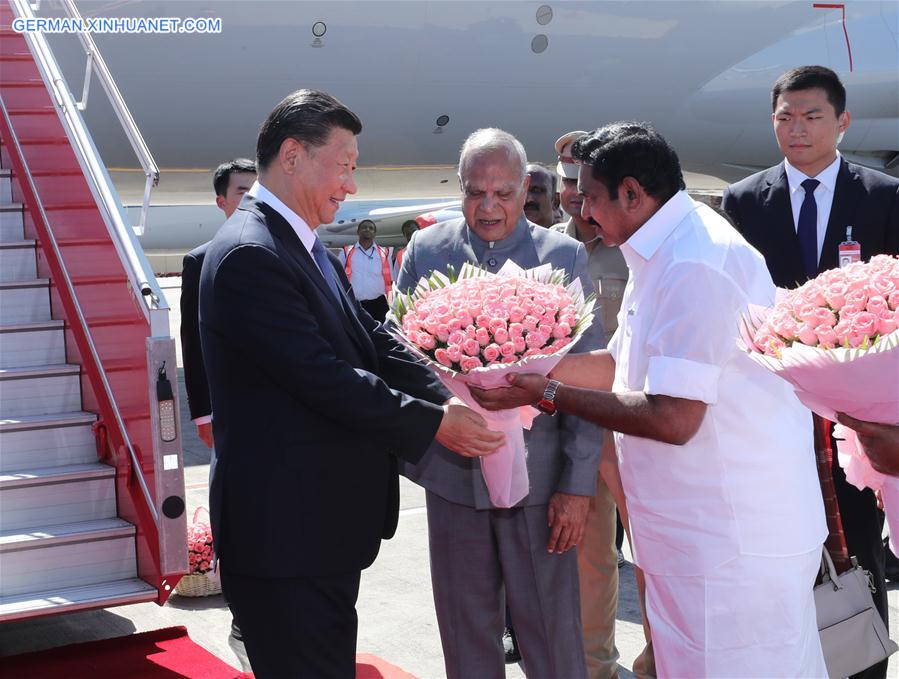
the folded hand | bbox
[469,373,548,411]
[436,403,505,457]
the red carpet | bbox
[1,626,418,679]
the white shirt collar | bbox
[784,153,840,195]
[247,180,319,254]
[621,190,696,268]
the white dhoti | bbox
[643,547,827,678]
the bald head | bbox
[458,128,527,182]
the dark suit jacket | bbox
[180,242,211,421]
[722,158,899,288]
[199,196,447,578]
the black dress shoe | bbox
[503,626,521,664]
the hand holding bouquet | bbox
[389,260,595,507]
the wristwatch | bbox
[536,379,561,416]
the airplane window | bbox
[536,5,553,26]
[531,34,548,54]
[436,115,450,128]
[312,21,327,37]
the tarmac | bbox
[0,270,897,679]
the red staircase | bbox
[0,0,187,620]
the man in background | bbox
[524,163,559,227]
[181,158,256,448]
[339,219,393,321]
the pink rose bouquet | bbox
[389,260,595,507]
[740,254,899,550]
[186,508,215,575]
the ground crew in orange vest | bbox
[338,219,393,322]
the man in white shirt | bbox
[339,219,392,321]
[472,122,828,677]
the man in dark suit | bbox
[180,158,256,448]
[198,89,503,678]
[723,65,899,679]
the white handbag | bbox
[815,547,897,678]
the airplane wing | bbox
[317,198,461,248]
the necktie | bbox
[797,178,820,279]
[310,238,343,304]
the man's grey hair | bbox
[458,128,527,180]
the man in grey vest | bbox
[396,128,604,679]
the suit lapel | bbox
[250,200,376,363]
[819,158,862,273]
[763,164,806,285]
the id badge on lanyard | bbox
[838,226,861,268]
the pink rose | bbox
[434,348,454,367]
[489,318,507,333]
[493,327,509,344]
[522,316,540,332]
[844,287,868,310]
[537,322,554,337]
[475,327,490,346]
[888,290,899,311]
[446,344,463,363]
[448,330,466,346]
[550,337,573,352]
[808,307,836,328]
[866,295,889,316]
[552,322,572,339]
[417,333,437,351]
[815,325,838,349]
[850,311,878,340]
[436,324,450,342]
[513,337,527,353]
[868,273,896,299]
[877,310,897,336]
[483,343,501,362]
[796,323,818,346]
[499,342,516,357]
[460,356,483,372]
[476,314,492,329]
[508,323,525,337]
[509,306,526,323]
[462,338,481,356]
[526,332,547,349]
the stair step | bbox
[0,517,134,552]
[0,578,157,622]
[0,203,24,241]
[0,461,114,490]
[0,410,97,472]
[0,239,36,281]
[0,170,9,203]
[0,363,81,418]
[0,462,116,531]
[0,519,137,598]
[0,318,66,368]
[0,279,49,324]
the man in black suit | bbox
[723,65,899,679]
[180,158,256,448]
[199,89,503,678]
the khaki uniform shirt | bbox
[554,219,628,346]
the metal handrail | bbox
[10,0,166,324]
[0,98,159,527]
[57,0,158,237]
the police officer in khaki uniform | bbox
[553,131,651,679]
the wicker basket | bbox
[174,570,222,597]
[175,507,222,597]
